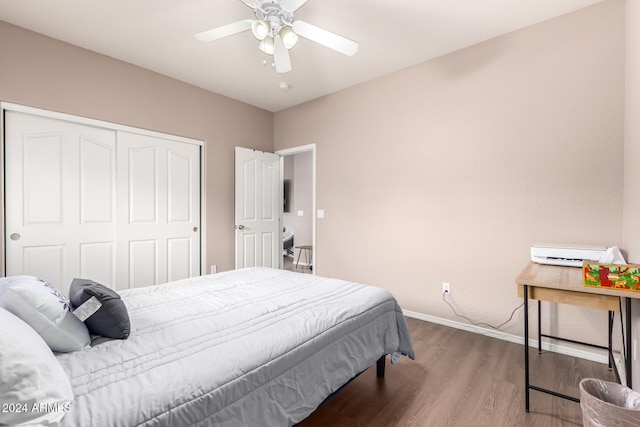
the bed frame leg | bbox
[376,355,386,377]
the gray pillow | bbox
[69,279,130,339]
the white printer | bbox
[530,244,608,267]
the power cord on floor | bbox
[442,292,524,330]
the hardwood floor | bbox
[283,255,312,274]
[299,317,617,426]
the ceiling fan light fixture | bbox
[251,19,270,40]
[279,26,298,49]
[259,36,275,55]
[195,0,360,72]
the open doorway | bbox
[277,144,316,274]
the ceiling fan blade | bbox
[280,0,308,12]
[273,35,292,73]
[292,20,358,56]
[194,19,253,42]
[237,0,257,7]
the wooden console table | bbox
[516,262,637,411]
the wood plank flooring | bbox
[282,256,312,274]
[298,317,617,426]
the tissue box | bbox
[583,262,640,292]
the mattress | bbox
[55,267,414,426]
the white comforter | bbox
[56,267,414,426]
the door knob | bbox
[237,225,245,230]
[193,227,198,232]
[10,233,20,241]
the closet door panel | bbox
[5,111,117,296]
[80,242,116,287]
[167,237,191,282]
[128,147,158,223]
[77,136,117,289]
[116,131,201,290]
[24,133,63,225]
[80,137,116,224]
[128,240,157,288]
[168,150,192,223]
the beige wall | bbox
[624,1,640,259]
[0,21,273,274]
[624,0,640,388]
[275,0,625,343]
[0,0,630,350]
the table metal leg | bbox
[626,298,633,388]
[524,284,530,412]
[609,310,614,371]
[538,300,542,354]
[524,285,581,408]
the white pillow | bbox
[0,307,74,426]
[0,276,90,352]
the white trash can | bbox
[580,378,640,427]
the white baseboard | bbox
[403,309,610,365]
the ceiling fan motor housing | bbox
[255,1,294,34]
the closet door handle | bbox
[10,233,20,241]
[237,225,245,230]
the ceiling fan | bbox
[194,0,359,73]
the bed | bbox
[0,267,414,426]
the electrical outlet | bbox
[442,282,451,295]
[210,265,217,274]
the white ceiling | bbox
[0,0,605,112]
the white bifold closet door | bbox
[4,110,201,296]
[116,131,200,290]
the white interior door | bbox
[235,147,280,269]
[116,131,201,289]
[4,111,117,296]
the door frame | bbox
[276,143,317,273]
[0,102,206,278]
